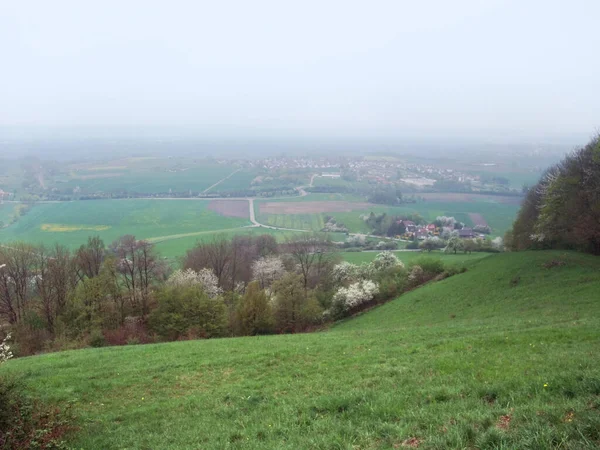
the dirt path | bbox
[201,168,242,194]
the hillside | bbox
[3,251,600,449]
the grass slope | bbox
[3,251,600,449]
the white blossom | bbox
[166,268,222,298]
[408,265,424,284]
[0,333,13,364]
[333,280,379,310]
[491,237,504,250]
[251,256,286,288]
[332,261,359,285]
[370,251,404,272]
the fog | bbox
[1,0,599,152]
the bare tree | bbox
[184,235,233,288]
[0,243,36,324]
[74,236,105,281]
[285,234,335,291]
[110,235,163,316]
[35,244,76,334]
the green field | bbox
[0,200,250,250]
[61,165,243,194]
[4,251,599,448]
[341,250,489,267]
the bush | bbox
[0,376,73,449]
[406,241,420,249]
[409,257,445,277]
[88,329,106,348]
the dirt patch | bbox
[208,200,249,218]
[419,193,522,205]
[468,213,488,227]
[260,201,371,214]
[496,414,512,430]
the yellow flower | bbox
[543,383,548,388]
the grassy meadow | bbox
[3,250,599,449]
[0,199,250,250]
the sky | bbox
[1,0,599,142]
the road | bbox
[3,173,408,244]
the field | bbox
[257,195,520,237]
[3,251,599,448]
[0,199,251,250]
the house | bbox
[399,220,416,233]
[415,230,429,240]
[458,228,476,238]
[426,224,436,233]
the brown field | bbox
[468,213,488,227]
[208,200,249,218]
[419,193,522,205]
[260,201,371,214]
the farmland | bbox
[4,251,599,448]
[0,199,251,250]
[256,195,520,237]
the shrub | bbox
[0,376,73,449]
[331,280,379,316]
[370,251,404,271]
[406,241,420,249]
[409,257,445,277]
[88,329,106,348]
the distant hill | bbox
[4,251,600,449]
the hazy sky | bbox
[1,0,599,139]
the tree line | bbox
[506,134,600,255]
[0,232,465,357]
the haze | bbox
[1,0,599,143]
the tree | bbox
[370,251,404,271]
[251,256,285,289]
[166,268,222,298]
[463,239,477,254]
[508,134,600,254]
[110,235,164,316]
[444,236,465,254]
[235,281,274,335]
[0,243,36,324]
[184,235,233,288]
[35,244,76,334]
[285,235,335,291]
[149,285,227,341]
[271,273,321,332]
[74,236,105,281]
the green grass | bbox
[0,199,250,249]
[341,250,489,267]
[3,251,600,449]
